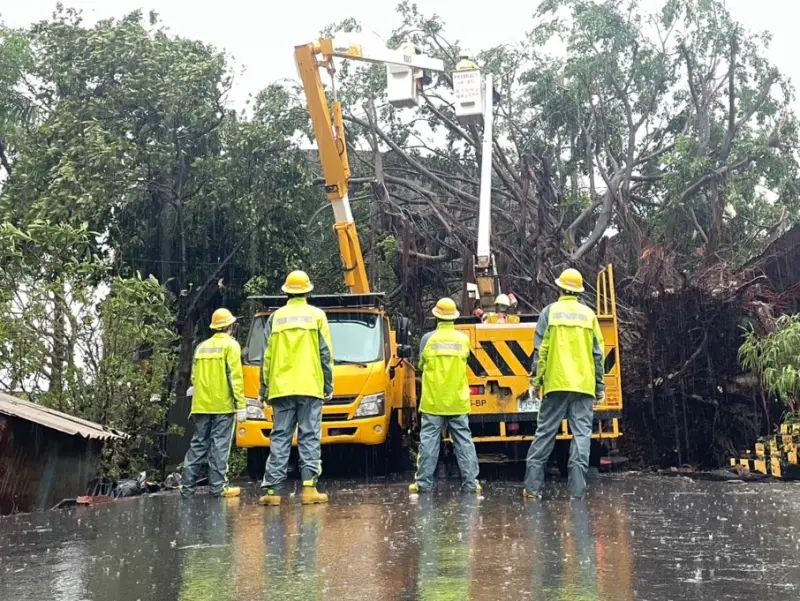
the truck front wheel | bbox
[246,448,267,482]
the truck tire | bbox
[589,439,605,468]
[247,448,267,482]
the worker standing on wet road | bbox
[258,270,333,506]
[410,298,481,495]
[524,268,604,500]
[181,308,246,499]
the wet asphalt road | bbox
[1,475,799,601]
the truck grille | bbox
[327,395,356,406]
[322,413,350,422]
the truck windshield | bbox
[245,312,383,365]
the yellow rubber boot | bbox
[301,482,328,505]
[220,486,241,498]
[523,489,541,500]
[259,489,281,506]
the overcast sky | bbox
[3,1,799,111]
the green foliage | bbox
[739,315,800,409]
[227,447,247,478]
[0,220,177,475]
[0,21,36,152]
[94,274,177,475]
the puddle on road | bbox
[1,476,798,600]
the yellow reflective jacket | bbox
[419,322,470,415]
[190,332,245,414]
[456,58,479,71]
[532,296,605,398]
[261,297,333,401]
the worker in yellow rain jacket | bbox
[506,293,521,324]
[480,294,511,324]
[524,268,605,500]
[455,50,479,71]
[258,270,333,506]
[410,298,481,494]
[181,308,246,499]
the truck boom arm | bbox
[294,39,445,295]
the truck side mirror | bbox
[397,316,411,347]
[398,344,412,360]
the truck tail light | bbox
[470,385,485,396]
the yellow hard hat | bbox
[210,308,236,330]
[432,297,460,320]
[494,294,510,307]
[282,270,313,295]
[555,268,584,293]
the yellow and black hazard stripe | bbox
[468,340,532,378]
[468,342,618,378]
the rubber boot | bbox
[301,482,328,505]
[259,489,281,506]
[409,482,420,494]
[220,486,241,498]
[523,489,541,501]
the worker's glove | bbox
[186,386,194,397]
[529,383,540,399]
[236,408,248,423]
[323,393,333,403]
[594,391,606,406]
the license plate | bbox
[517,397,540,413]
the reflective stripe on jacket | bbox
[261,297,333,401]
[532,296,605,398]
[190,332,245,414]
[419,322,470,415]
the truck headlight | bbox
[245,397,266,420]
[354,393,385,418]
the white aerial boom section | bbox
[294,38,497,303]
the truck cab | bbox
[236,293,416,477]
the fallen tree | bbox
[308,0,800,466]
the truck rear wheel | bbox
[554,441,569,478]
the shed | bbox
[0,392,125,515]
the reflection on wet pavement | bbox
[1,476,799,600]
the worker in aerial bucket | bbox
[455,50,479,71]
[410,298,481,495]
[258,270,333,506]
[505,293,521,324]
[476,293,511,323]
[181,308,247,499]
[524,268,605,500]
[398,41,431,88]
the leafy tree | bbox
[0,21,36,174]
[0,220,176,474]
[739,315,800,415]
[314,0,799,315]
[1,8,321,401]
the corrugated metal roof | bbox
[0,392,126,441]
